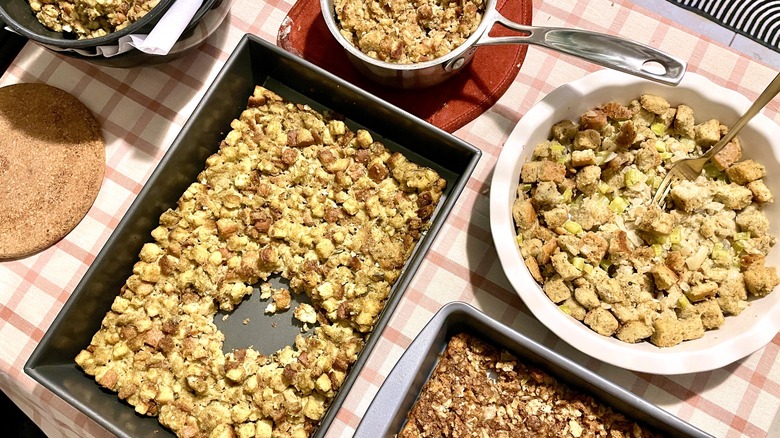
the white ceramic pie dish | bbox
[490,69,780,374]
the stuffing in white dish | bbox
[513,94,779,347]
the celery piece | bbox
[681,138,696,150]
[670,227,682,245]
[654,139,667,152]
[656,235,669,245]
[652,244,663,257]
[559,304,572,315]
[609,196,629,214]
[713,251,731,264]
[595,150,611,165]
[598,181,611,194]
[551,142,566,154]
[659,152,673,160]
[651,122,666,137]
[703,162,722,178]
[624,168,645,187]
[562,188,572,203]
[734,231,751,241]
[582,263,594,274]
[563,220,583,235]
[572,257,585,271]
[677,294,691,310]
[711,242,730,263]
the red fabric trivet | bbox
[278,0,532,133]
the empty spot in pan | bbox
[214,275,318,355]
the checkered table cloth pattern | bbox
[1,0,779,437]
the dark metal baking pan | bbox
[356,302,713,438]
[24,34,481,438]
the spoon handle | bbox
[703,72,780,160]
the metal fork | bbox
[652,71,780,207]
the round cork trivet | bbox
[0,83,105,260]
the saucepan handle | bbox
[475,9,686,85]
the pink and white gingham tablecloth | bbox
[2,0,780,437]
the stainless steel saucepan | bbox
[321,0,687,89]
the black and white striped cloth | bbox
[670,0,780,50]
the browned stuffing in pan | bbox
[333,0,485,63]
[401,332,663,437]
[75,85,446,437]
[29,0,161,39]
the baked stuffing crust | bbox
[401,333,662,437]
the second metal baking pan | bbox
[357,302,713,437]
[24,34,481,438]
